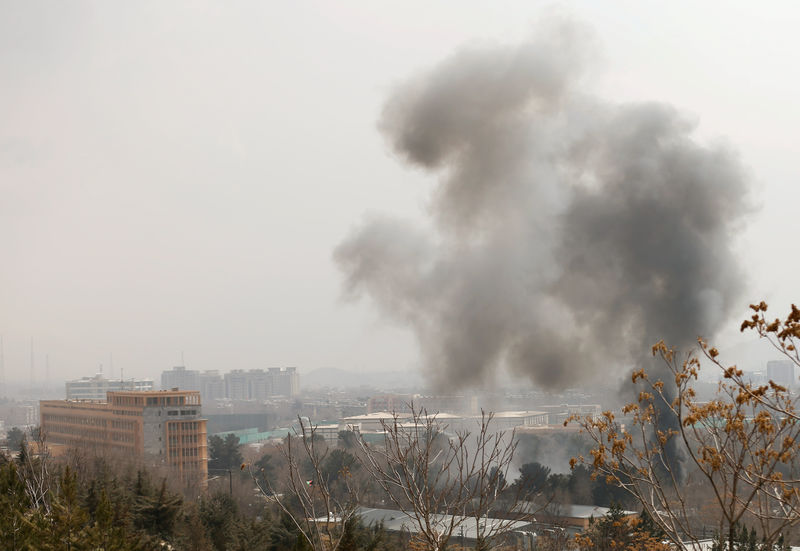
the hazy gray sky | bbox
[2,2,799,385]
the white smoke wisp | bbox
[335,18,752,392]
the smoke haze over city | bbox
[2,3,800,389]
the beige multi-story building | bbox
[40,390,207,485]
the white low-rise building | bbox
[65,374,154,401]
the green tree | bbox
[173,503,213,551]
[6,427,25,452]
[254,452,276,494]
[133,479,182,542]
[321,448,358,485]
[208,434,244,471]
[200,492,238,551]
[45,466,90,551]
[228,516,274,551]
[86,486,144,551]
[0,461,34,550]
[516,462,551,497]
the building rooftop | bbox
[342,411,412,421]
[354,507,533,540]
[491,410,547,418]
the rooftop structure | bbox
[65,374,154,401]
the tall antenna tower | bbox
[45,353,50,383]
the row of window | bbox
[169,460,204,470]
[111,419,137,430]
[165,409,197,416]
[168,434,199,445]
[168,447,200,458]
[43,414,107,427]
[112,409,141,416]
[43,424,107,439]
[168,421,201,432]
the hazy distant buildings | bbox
[767,360,796,388]
[40,390,207,484]
[161,366,299,401]
[224,370,250,400]
[199,370,225,401]
[269,367,299,397]
[367,394,477,415]
[65,374,154,401]
[0,401,38,428]
[224,368,299,399]
[161,366,200,392]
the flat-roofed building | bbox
[341,411,412,432]
[65,374,154,401]
[40,390,207,486]
[490,410,548,431]
[161,366,200,392]
[270,367,299,397]
[767,360,796,388]
[199,371,225,402]
[224,370,250,400]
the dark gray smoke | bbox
[335,19,751,392]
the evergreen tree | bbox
[86,486,146,551]
[173,503,214,551]
[0,461,34,551]
[228,517,273,551]
[6,427,25,451]
[516,462,551,497]
[45,466,90,551]
[133,479,181,542]
[208,434,244,471]
[200,492,239,551]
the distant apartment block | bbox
[199,370,225,401]
[0,402,38,428]
[161,366,299,400]
[767,360,796,388]
[40,390,207,485]
[161,366,200,392]
[224,368,299,400]
[225,370,250,400]
[65,374,154,401]
[270,367,299,397]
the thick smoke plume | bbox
[335,20,751,391]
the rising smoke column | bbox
[335,19,751,392]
